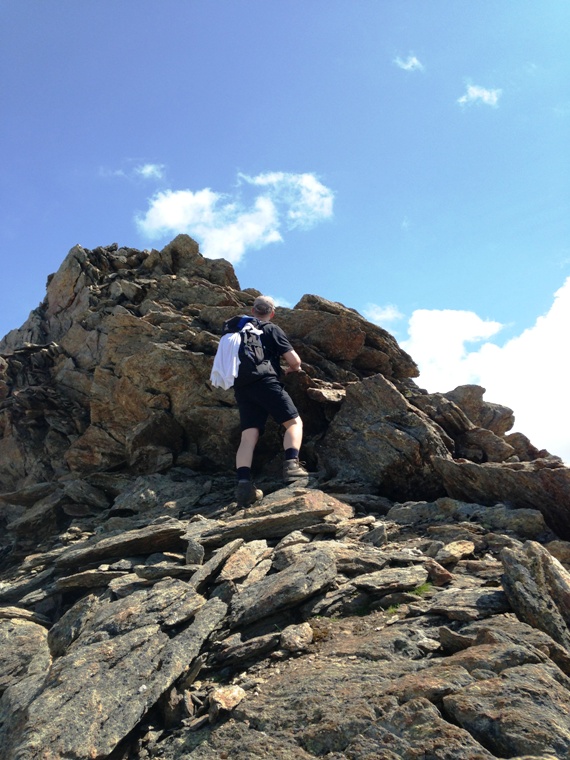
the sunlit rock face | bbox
[0,236,569,760]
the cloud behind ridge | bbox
[136,171,333,263]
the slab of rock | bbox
[273,539,389,576]
[218,540,270,582]
[388,497,547,539]
[443,384,515,435]
[229,549,336,628]
[200,505,334,547]
[1,592,226,760]
[435,540,475,566]
[189,539,244,593]
[0,618,51,697]
[54,568,126,590]
[434,457,570,539]
[501,540,570,650]
[317,373,451,501]
[212,632,281,666]
[55,520,187,568]
[428,588,511,621]
[455,427,516,463]
[444,663,570,758]
[0,568,54,603]
[133,562,196,581]
[353,565,429,597]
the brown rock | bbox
[318,373,451,501]
[434,457,570,539]
[443,384,514,436]
[424,558,454,586]
[435,540,476,566]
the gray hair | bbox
[252,296,275,316]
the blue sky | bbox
[1,1,569,459]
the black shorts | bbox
[234,377,299,432]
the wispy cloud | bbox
[457,84,502,107]
[363,303,404,325]
[135,163,166,180]
[402,278,570,462]
[99,161,166,181]
[136,171,334,263]
[270,294,294,309]
[394,54,424,72]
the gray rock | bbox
[55,520,187,568]
[353,565,429,597]
[444,663,570,758]
[428,587,511,621]
[0,618,51,697]
[317,373,451,501]
[229,549,336,628]
[2,594,226,760]
[501,540,570,650]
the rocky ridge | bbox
[0,236,570,758]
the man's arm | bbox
[282,349,302,374]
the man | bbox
[231,295,309,507]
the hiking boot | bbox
[235,480,263,508]
[283,458,310,484]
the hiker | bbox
[214,295,309,507]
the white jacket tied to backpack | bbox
[210,323,263,389]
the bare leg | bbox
[283,416,303,451]
[236,427,260,469]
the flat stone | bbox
[55,569,126,590]
[435,540,476,566]
[353,565,429,597]
[55,521,187,568]
[229,549,336,628]
[218,540,270,582]
[428,588,511,621]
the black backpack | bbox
[222,315,277,383]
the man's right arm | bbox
[282,349,302,374]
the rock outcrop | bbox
[0,235,570,759]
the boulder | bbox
[317,373,452,501]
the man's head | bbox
[252,295,275,319]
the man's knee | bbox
[283,415,302,430]
[241,427,260,443]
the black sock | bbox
[285,448,299,461]
[237,467,252,482]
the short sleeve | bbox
[262,324,293,356]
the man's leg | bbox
[283,416,303,452]
[236,427,260,470]
[282,416,309,483]
[235,427,263,507]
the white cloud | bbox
[270,294,294,309]
[135,163,165,180]
[136,171,334,263]
[394,55,424,72]
[363,303,404,325]
[457,84,502,107]
[402,309,503,389]
[240,172,334,229]
[402,279,570,462]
